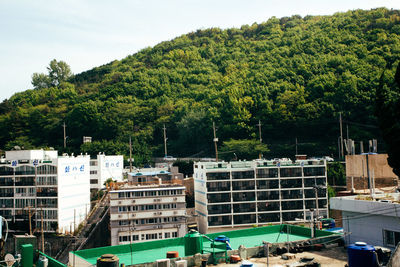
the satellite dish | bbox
[5,254,15,267]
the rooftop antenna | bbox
[163,124,168,158]
[63,122,67,149]
[213,122,219,162]
[257,120,262,159]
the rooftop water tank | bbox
[184,230,203,256]
[347,242,378,267]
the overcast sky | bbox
[1,0,400,101]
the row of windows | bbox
[208,211,308,226]
[118,203,177,212]
[207,199,327,214]
[0,165,57,175]
[118,232,178,243]
[206,188,327,203]
[206,167,325,181]
[206,178,326,192]
[117,189,183,198]
[118,217,180,226]
[0,176,57,186]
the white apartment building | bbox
[331,193,400,248]
[90,154,124,190]
[194,159,328,233]
[0,149,90,233]
[109,183,186,246]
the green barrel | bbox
[21,244,33,267]
[184,231,203,256]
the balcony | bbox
[257,191,279,201]
[232,181,255,191]
[257,201,280,212]
[258,212,280,223]
[280,179,302,189]
[257,180,279,190]
[207,193,231,203]
[207,181,230,192]
[206,172,230,181]
[208,215,232,226]
[281,189,303,199]
[234,214,256,225]
[280,168,302,178]
[232,192,255,202]
[233,203,255,213]
[282,211,304,221]
[207,204,231,215]
[303,166,325,176]
[281,200,303,210]
[256,168,278,178]
[304,178,326,187]
[232,171,254,179]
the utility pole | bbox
[339,113,344,159]
[129,136,133,172]
[163,124,168,158]
[63,122,67,149]
[213,122,219,162]
[257,120,262,159]
[295,137,298,156]
[41,207,44,252]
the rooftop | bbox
[71,224,337,266]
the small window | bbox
[384,229,400,247]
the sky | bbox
[1,0,400,101]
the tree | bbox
[47,59,72,86]
[375,62,400,176]
[31,73,52,90]
[31,59,72,89]
[220,139,269,161]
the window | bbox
[172,232,178,238]
[90,170,97,175]
[165,232,171,238]
[384,230,400,247]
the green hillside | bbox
[1,8,400,164]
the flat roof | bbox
[72,224,336,266]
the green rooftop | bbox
[71,224,335,266]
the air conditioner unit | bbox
[156,259,170,267]
[173,197,178,201]
[176,260,187,267]
[154,212,158,215]
[132,200,135,203]
[158,212,162,215]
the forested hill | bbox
[1,8,400,164]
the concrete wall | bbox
[345,154,398,190]
[57,156,91,233]
[331,195,400,248]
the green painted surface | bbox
[73,224,335,266]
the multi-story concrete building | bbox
[109,182,186,245]
[194,159,328,233]
[331,193,400,248]
[0,149,90,233]
[89,153,124,191]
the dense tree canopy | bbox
[1,8,400,165]
[375,62,400,176]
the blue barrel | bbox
[347,242,378,267]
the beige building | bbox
[345,154,398,191]
[109,182,186,245]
